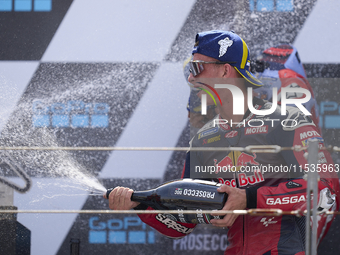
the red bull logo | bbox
[238,169,264,187]
[214,152,259,172]
[218,178,237,187]
[237,152,259,167]
[217,169,264,188]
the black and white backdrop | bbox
[0,0,340,254]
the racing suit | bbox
[253,44,321,133]
[254,68,320,134]
[137,97,339,255]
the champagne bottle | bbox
[105,178,228,224]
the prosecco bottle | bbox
[105,178,228,224]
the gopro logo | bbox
[319,101,340,129]
[88,216,155,244]
[32,100,109,128]
[0,0,52,12]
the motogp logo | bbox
[260,217,278,227]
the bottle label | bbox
[155,214,195,234]
[164,213,178,222]
[173,188,216,199]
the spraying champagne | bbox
[104,178,228,224]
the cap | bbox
[192,30,263,88]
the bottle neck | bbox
[131,189,158,203]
